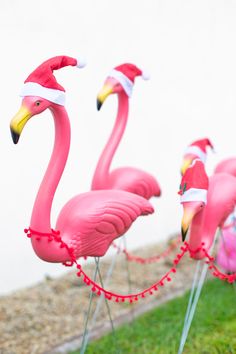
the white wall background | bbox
[0,0,236,294]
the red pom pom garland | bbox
[24,228,236,303]
[112,237,181,264]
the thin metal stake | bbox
[182,261,201,331]
[80,258,100,354]
[178,229,219,354]
[178,261,208,354]
[95,257,116,334]
[95,258,121,353]
[80,240,122,353]
[89,244,120,330]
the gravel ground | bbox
[0,236,199,354]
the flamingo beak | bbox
[10,105,32,144]
[181,158,192,175]
[97,84,113,111]
[181,206,195,241]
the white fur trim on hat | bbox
[76,56,87,68]
[20,82,66,105]
[141,69,150,80]
[184,146,207,163]
[180,188,207,204]
[109,69,133,97]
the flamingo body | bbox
[55,189,153,258]
[100,166,161,199]
[214,157,236,176]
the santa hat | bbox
[184,138,214,163]
[108,63,150,97]
[20,55,86,105]
[178,159,209,203]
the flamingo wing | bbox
[56,190,154,258]
[214,157,236,177]
[109,167,161,199]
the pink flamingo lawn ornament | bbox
[91,63,161,200]
[178,159,236,353]
[179,160,236,256]
[10,56,154,264]
[181,138,236,272]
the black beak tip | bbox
[10,129,20,144]
[96,99,103,111]
[181,227,188,242]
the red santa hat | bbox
[108,63,150,97]
[178,159,209,203]
[20,55,86,105]
[184,138,214,163]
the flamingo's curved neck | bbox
[30,104,71,233]
[91,92,129,189]
[189,209,205,248]
[189,206,218,252]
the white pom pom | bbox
[76,56,87,68]
[141,69,150,80]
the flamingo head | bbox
[97,63,150,110]
[181,153,197,176]
[97,77,123,110]
[10,96,51,144]
[181,200,205,241]
[180,138,214,175]
[179,159,209,241]
[10,55,87,144]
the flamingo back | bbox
[108,167,161,200]
[214,157,236,176]
[56,189,154,257]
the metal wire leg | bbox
[182,261,201,332]
[178,261,208,354]
[88,244,120,333]
[79,239,122,353]
[178,230,219,354]
[95,257,116,335]
[80,258,100,354]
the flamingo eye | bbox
[35,101,41,106]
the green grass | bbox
[72,279,236,354]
